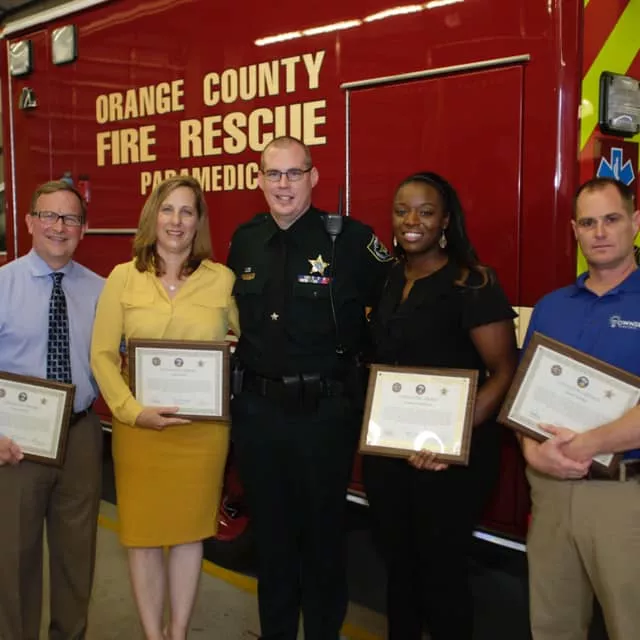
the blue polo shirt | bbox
[523,269,640,458]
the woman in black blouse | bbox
[363,172,518,640]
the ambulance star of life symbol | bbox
[604,390,614,399]
[308,254,329,276]
[597,147,635,186]
[270,312,279,321]
[441,388,448,396]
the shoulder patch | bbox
[367,234,394,263]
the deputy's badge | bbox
[241,266,256,281]
[367,235,394,263]
[308,254,329,275]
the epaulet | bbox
[234,212,270,233]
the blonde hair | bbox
[260,136,313,170]
[31,181,87,219]
[133,175,212,276]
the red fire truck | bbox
[1,0,638,565]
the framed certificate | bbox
[498,332,640,475]
[128,339,231,421]
[0,371,75,467]
[359,364,478,465]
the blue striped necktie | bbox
[47,272,72,385]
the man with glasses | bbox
[0,181,104,640]
[520,177,640,640]
[228,136,393,640]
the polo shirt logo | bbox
[609,315,640,330]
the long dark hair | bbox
[394,171,489,286]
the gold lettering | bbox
[203,72,220,107]
[123,89,139,120]
[180,120,203,159]
[239,66,257,101]
[108,93,124,122]
[192,166,211,191]
[156,82,171,114]
[223,112,247,154]
[303,51,325,90]
[288,103,302,139]
[202,116,223,156]
[139,125,157,162]
[248,108,273,151]
[96,96,109,124]
[221,69,238,104]
[223,165,236,190]
[140,172,152,194]
[303,101,326,145]
[138,86,154,117]
[96,132,111,166]
[258,60,279,97]
[280,56,300,93]
[211,166,223,191]
[172,80,185,112]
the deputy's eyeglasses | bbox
[31,211,84,227]
[261,168,312,182]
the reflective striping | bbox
[472,530,527,553]
[582,0,628,75]
[579,0,640,151]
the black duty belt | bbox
[243,370,344,408]
[69,406,93,427]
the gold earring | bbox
[439,229,447,249]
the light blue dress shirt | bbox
[0,249,105,411]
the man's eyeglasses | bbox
[31,211,85,227]
[261,168,312,183]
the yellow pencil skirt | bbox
[111,418,230,547]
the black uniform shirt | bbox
[228,206,394,377]
[370,261,516,385]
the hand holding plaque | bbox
[128,339,231,421]
[0,371,75,466]
[359,365,478,465]
[498,332,640,475]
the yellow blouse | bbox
[91,259,239,426]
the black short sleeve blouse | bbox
[370,261,516,385]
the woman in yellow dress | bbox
[91,176,239,640]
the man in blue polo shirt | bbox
[520,177,640,640]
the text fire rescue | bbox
[94,51,327,194]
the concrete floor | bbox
[39,502,386,640]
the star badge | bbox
[271,312,280,321]
[308,254,329,276]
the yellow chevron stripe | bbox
[580,0,640,151]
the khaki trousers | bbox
[0,412,103,640]
[527,467,640,640]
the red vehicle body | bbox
[1,0,638,563]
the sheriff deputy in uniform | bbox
[228,136,393,640]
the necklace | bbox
[161,277,181,293]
